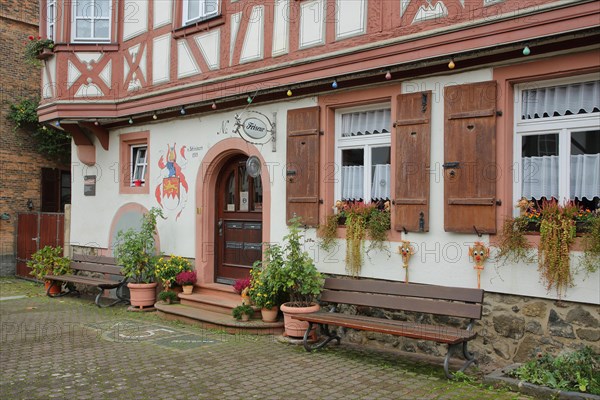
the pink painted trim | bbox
[491,50,600,243]
[119,131,150,194]
[318,84,404,242]
[194,138,271,284]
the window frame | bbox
[182,0,220,26]
[512,74,600,215]
[119,131,150,194]
[334,103,392,203]
[71,0,112,43]
[130,144,148,186]
[47,0,57,40]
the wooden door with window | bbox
[215,156,263,284]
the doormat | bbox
[85,320,220,350]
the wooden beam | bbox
[79,122,109,150]
[61,123,92,146]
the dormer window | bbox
[183,0,219,25]
[72,0,111,42]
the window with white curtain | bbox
[335,105,391,202]
[183,0,220,25]
[515,76,600,213]
[72,0,111,42]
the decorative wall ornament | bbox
[469,241,490,289]
[233,110,277,151]
[398,240,415,283]
[155,144,190,220]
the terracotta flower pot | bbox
[261,306,279,322]
[44,280,61,295]
[280,302,320,337]
[182,285,193,295]
[128,282,158,307]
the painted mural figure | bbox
[155,143,189,220]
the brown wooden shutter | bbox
[286,106,320,226]
[444,81,498,234]
[394,91,432,232]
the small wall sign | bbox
[242,118,268,140]
[84,175,96,196]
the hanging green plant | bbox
[537,202,577,297]
[6,98,71,163]
[318,214,340,252]
[581,213,600,274]
[496,216,535,265]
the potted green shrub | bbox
[272,217,324,337]
[27,246,71,295]
[232,304,254,322]
[113,207,163,308]
[249,254,283,322]
[158,290,178,304]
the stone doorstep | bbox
[484,365,600,400]
[155,302,284,335]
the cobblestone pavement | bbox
[0,279,530,400]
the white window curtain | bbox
[341,166,364,200]
[341,109,391,137]
[522,80,600,120]
[570,154,600,199]
[521,156,559,200]
[371,164,391,200]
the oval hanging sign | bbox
[242,117,268,140]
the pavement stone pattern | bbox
[0,279,532,400]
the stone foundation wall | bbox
[334,292,599,371]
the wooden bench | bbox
[291,277,484,379]
[44,254,129,308]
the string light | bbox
[152,112,158,120]
[211,101,217,110]
[287,89,292,97]
[385,70,392,80]
[55,120,60,127]
[180,106,186,115]
[448,58,456,69]
[128,117,133,124]
[522,46,531,56]
[94,119,99,126]
[247,95,253,104]
[331,79,338,89]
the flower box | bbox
[36,47,54,60]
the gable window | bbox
[183,0,219,25]
[131,145,148,186]
[47,0,57,40]
[72,0,111,42]
[515,76,600,213]
[335,106,391,202]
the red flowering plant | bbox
[232,277,251,296]
[24,36,54,66]
[175,270,197,286]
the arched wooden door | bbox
[215,155,263,284]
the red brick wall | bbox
[0,0,68,275]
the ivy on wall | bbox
[6,98,71,164]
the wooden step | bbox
[155,303,284,335]
[178,288,243,315]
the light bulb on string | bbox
[211,102,217,110]
[448,59,455,69]
[94,119,99,126]
[180,106,186,115]
[55,120,60,127]
[522,46,531,56]
[128,117,133,124]
[287,89,293,97]
[385,70,392,80]
[152,112,158,120]
[247,95,253,104]
[331,79,338,89]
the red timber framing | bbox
[37,1,600,124]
